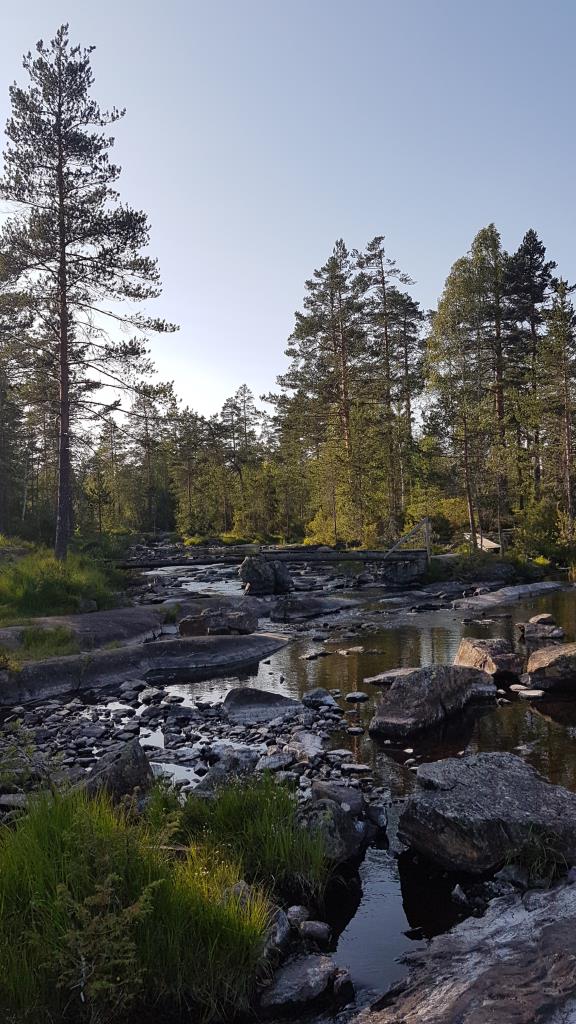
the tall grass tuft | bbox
[0,549,117,623]
[176,773,329,899]
[0,789,270,1023]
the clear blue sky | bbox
[1,1,576,414]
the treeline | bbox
[1,28,575,559]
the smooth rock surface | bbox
[454,637,523,677]
[223,687,303,723]
[259,955,339,1013]
[369,665,496,740]
[526,643,576,689]
[399,752,576,874]
[354,884,576,1024]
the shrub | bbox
[0,789,270,1023]
[176,774,328,900]
[0,550,118,623]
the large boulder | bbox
[179,606,258,636]
[223,686,303,723]
[526,642,576,690]
[353,884,576,1024]
[454,637,522,678]
[297,797,367,864]
[369,665,496,740]
[239,556,293,595]
[399,752,576,874]
[85,739,153,800]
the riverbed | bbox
[132,576,576,1004]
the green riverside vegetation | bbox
[0,550,118,625]
[0,779,329,1024]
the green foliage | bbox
[0,788,270,1023]
[0,626,81,669]
[508,827,567,885]
[0,550,117,624]
[176,774,328,900]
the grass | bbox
[0,788,271,1024]
[0,626,81,672]
[175,773,329,900]
[0,549,119,625]
[510,826,568,885]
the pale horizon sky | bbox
[1,1,576,416]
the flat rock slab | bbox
[354,884,576,1024]
[269,595,359,622]
[454,581,561,612]
[364,667,417,687]
[369,665,496,740]
[0,605,170,651]
[527,643,576,690]
[454,637,523,677]
[223,686,303,723]
[0,633,289,705]
[399,752,576,874]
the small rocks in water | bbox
[139,687,164,704]
[518,688,545,699]
[300,920,331,944]
[345,691,369,703]
[264,908,291,956]
[302,688,338,709]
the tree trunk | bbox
[54,65,72,561]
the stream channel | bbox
[111,568,576,1007]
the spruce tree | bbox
[0,25,175,557]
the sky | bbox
[1,0,576,415]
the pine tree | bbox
[0,25,175,557]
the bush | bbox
[176,774,328,900]
[0,789,270,1023]
[0,550,119,624]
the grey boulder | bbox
[179,606,258,636]
[85,739,153,800]
[223,687,303,723]
[260,955,349,1013]
[369,665,496,740]
[399,752,576,874]
[298,797,367,864]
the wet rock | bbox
[256,750,296,773]
[287,905,310,928]
[85,739,153,800]
[529,612,557,626]
[517,621,565,645]
[193,746,259,794]
[223,687,303,723]
[239,556,293,595]
[526,642,576,690]
[264,908,291,957]
[345,691,369,703]
[399,752,576,874]
[354,884,576,1024]
[369,665,496,740]
[303,688,338,709]
[259,955,343,1014]
[298,798,367,864]
[270,595,356,623]
[364,667,417,687]
[179,606,258,636]
[311,780,366,817]
[454,637,523,678]
[300,920,331,944]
